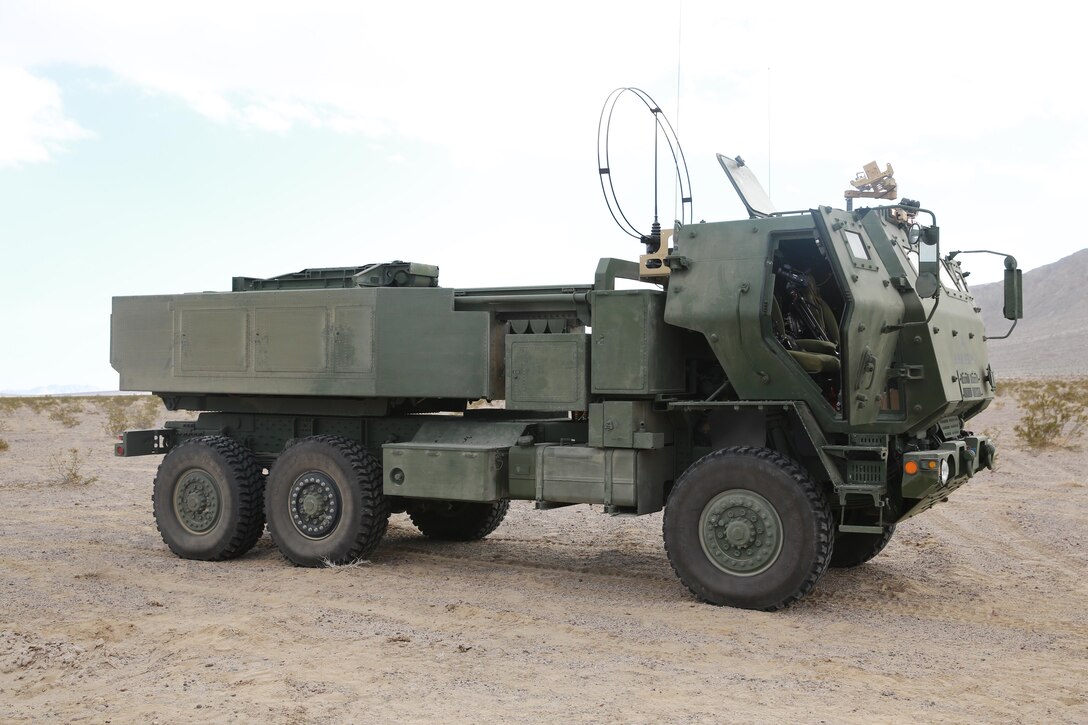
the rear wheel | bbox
[407,500,510,541]
[663,446,833,610]
[265,435,389,566]
[830,524,896,568]
[152,436,264,560]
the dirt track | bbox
[1,397,1086,723]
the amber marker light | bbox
[926,460,938,470]
[904,461,919,475]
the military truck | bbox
[111,153,1022,610]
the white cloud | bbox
[0,0,1082,276]
[0,65,92,166]
[1,2,1082,151]
[2,1,1081,174]
[0,1,673,165]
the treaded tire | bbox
[830,524,896,568]
[265,435,389,567]
[663,446,833,611]
[152,436,265,561]
[407,500,510,541]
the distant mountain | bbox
[0,384,112,396]
[970,248,1088,377]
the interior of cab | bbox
[770,236,845,412]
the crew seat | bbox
[771,270,842,376]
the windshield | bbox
[894,234,966,292]
[718,153,776,218]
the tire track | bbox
[927,508,1087,585]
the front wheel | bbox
[830,524,896,568]
[265,435,389,567]
[663,446,833,611]
[407,499,510,541]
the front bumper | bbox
[898,434,996,520]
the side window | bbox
[838,227,879,272]
[844,230,870,260]
[898,241,919,274]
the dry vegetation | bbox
[1002,378,1088,449]
[47,448,100,487]
[0,394,164,441]
[47,398,84,428]
[0,393,164,458]
[93,395,162,437]
[0,393,167,481]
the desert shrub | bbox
[90,395,126,411]
[1011,379,1088,449]
[0,438,8,453]
[24,397,56,414]
[47,398,85,428]
[96,395,162,437]
[0,397,25,413]
[100,398,132,437]
[0,421,8,453]
[131,396,162,429]
[49,448,99,486]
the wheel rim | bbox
[288,470,341,539]
[173,468,221,535]
[699,489,783,577]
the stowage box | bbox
[508,443,675,514]
[590,290,686,396]
[383,443,508,502]
[505,333,589,411]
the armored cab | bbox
[111,160,1021,611]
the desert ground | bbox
[1,394,1086,724]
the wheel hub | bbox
[173,469,221,534]
[699,489,783,576]
[289,472,341,539]
[725,519,754,546]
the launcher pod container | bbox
[111,166,1021,610]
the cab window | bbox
[844,230,870,260]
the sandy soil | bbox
[1,396,1086,724]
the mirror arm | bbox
[984,318,1018,341]
[945,249,1017,266]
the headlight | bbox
[939,458,950,484]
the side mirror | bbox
[915,225,940,299]
[1003,256,1023,320]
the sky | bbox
[0,1,1083,392]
